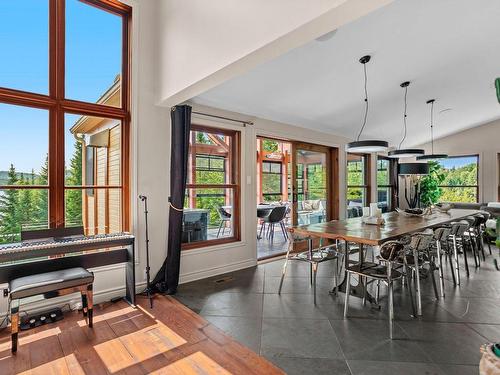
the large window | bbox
[183,125,240,249]
[0,0,131,243]
[261,161,283,202]
[377,156,396,212]
[347,153,370,218]
[438,155,479,203]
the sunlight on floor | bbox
[150,351,233,375]
[94,321,187,373]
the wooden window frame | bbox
[346,153,371,209]
[261,160,283,202]
[377,155,397,212]
[438,154,480,203]
[182,124,241,250]
[0,0,131,232]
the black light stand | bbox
[139,195,154,308]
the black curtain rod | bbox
[191,111,253,126]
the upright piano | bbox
[0,227,136,306]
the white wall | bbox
[157,0,393,106]
[416,118,500,204]
[179,103,349,283]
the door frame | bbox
[290,141,339,226]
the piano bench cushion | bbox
[9,267,94,300]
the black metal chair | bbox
[261,205,288,243]
[216,206,232,237]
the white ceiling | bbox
[192,0,500,147]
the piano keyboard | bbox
[0,233,135,263]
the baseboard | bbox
[179,258,257,284]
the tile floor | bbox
[175,246,500,375]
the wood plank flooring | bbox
[0,295,284,374]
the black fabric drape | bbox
[152,105,191,294]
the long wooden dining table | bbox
[290,208,481,306]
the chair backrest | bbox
[267,206,287,223]
[434,227,452,241]
[450,221,469,236]
[217,206,231,219]
[409,233,434,251]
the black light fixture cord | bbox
[356,62,369,141]
[398,85,408,149]
[430,100,435,155]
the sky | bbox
[438,156,478,169]
[0,0,122,173]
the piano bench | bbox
[8,267,94,353]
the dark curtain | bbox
[152,105,191,294]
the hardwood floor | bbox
[0,295,284,374]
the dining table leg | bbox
[308,238,313,285]
[336,240,379,307]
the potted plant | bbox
[419,161,445,207]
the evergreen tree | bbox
[65,140,83,226]
[0,164,20,242]
[34,155,49,226]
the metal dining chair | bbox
[278,229,339,304]
[345,240,408,339]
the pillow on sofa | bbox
[302,201,313,211]
[311,200,321,211]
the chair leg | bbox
[404,264,416,317]
[312,262,318,305]
[452,235,461,286]
[387,264,394,340]
[81,290,88,317]
[375,280,380,304]
[447,247,457,286]
[362,276,367,306]
[430,263,439,300]
[413,248,422,316]
[331,257,338,295]
[11,299,19,353]
[344,272,351,318]
[217,221,223,238]
[461,239,470,277]
[485,232,492,255]
[87,284,93,328]
[280,222,288,239]
[259,222,265,239]
[436,240,445,298]
[278,245,292,295]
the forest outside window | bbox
[183,125,241,249]
[0,0,131,243]
[437,155,479,203]
[377,156,395,212]
[347,153,370,218]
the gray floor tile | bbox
[204,315,262,353]
[269,357,351,375]
[199,292,264,318]
[397,321,486,365]
[466,323,500,342]
[174,245,500,371]
[330,319,433,363]
[437,297,500,324]
[437,363,479,375]
[347,360,444,375]
[262,293,336,320]
[261,318,344,359]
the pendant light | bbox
[416,99,448,160]
[388,81,425,158]
[346,55,388,153]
